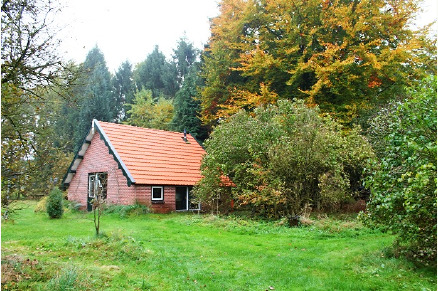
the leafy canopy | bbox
[125,89,174,131]
[201,0,436,126]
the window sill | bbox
[151,200,164,204]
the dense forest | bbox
[1,0,436,265]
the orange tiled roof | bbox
[97,121,205,186]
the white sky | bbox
[57,0,437,73]
[58,0,220,72]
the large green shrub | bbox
[194,99,374,218]
[46,187,64,219]
[363,76,437,266]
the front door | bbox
[176,186,200,211]
[175,187,188,211]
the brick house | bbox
[62,120,205,213]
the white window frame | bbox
[151,186,164,201]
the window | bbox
[87,172,108,211]
[151,186,164,201]
[88,172,108,199]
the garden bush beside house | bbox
[46,187,64,219]
[194,99,375,218]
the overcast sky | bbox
[58,0,220,72]
[58,0,437,73]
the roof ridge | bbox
[97,120,192,136]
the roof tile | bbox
[98,121,205,186]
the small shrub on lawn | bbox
[46,187,64,219]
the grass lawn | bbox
[1,201,436,290]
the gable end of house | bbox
[62,119,135,189]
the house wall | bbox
[67,133,176,213]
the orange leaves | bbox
[367,74,382,88]
[217,83,279,119]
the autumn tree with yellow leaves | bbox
[200,0,436,126]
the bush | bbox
[46,187,64,219]
[104,202,150,218]
[194,99,375,218]
[362,76,437,266]
[34,196,48,212]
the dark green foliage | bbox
[133,45,178,99]
[77,47,117,135]
[46,187,64,219]
[171,66,208,141]
[112,61,135,121]
[194,99,374,218]
[173,36,199,86]
[363,76,437,266]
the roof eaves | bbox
[61,123,95,190]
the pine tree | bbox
[112,61,135,121]
[75,46,117,147]
[133,45,178,99]
[173,36,199,86]
[171,66,207,141]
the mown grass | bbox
[1,201,436,290]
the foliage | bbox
[173,35,200,86]
[194,99,374,218]
[104,202,150,218]
[133,45,179,99]
[1,0,77,200]
[1,0,66,90]
[76,46,118,141]
[200,0,437,126]
[112,61,135,121]
[125,89,174,130]
[34,196,49,213]
[46,187,64,219]
[362,76,437,266]
[171,65,208,141]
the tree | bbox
[1,0,76,201]
[134,45,179,99]
[171,66,208,141]
[173,35,199,86]
[201,0,436,127]
[171,37,208,140]
[363,76,437,266]
[194,99,374,218]
[1,0,66,90]
[74,46,117,147]
[125,89,174,131]
[112,61,135,121]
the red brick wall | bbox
[67,133,177,213]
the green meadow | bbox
[1,201,436,290]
